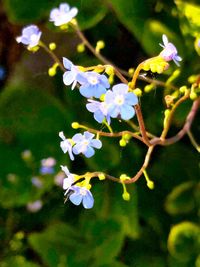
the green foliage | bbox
[1,256,40,267]
[165,181,198,215]
[168,222,200,263]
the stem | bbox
[160,90,190,140]
[130,62,144,89]
[72,23,128,84]
[151,97,199,146]
[134,104,151,146]
[124,146,154,184]
[187,130,200,152]
[39,41,65,72]
[77,124,145,143]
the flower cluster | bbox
[15,2,186,210]
[59,131,102,160]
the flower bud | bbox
[71,122,80,129]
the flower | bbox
[49,3,78,26]
[76,71,110,98]
[16,25,42,48]
[159,34,182,66]
[0,65,6,81]
[27,200,43,213]
[86,99,111,124]
[68,185,94,209]
[40,157,56,174]
[59,131,74,160]
[61,165,75,192]
[72,131,102,158]
[63,57,80,89]
[31,177,43,188]
[105,83,138,120]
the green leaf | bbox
[176,1,200,37]
[108,0,182,55]
[1,256,39,267]
[168,222,200,262]
[165,181,197,215]
[80,217,124,266]
[28,222,81,267]
[92,182,139,239]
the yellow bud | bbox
[179,86,187,94]
[105,66,114,76]
[96,40,105,49]
[27,45,39,52]
[188,75,198,84]
[100,94,105,101]
[15,231,25,239]
[128,68,134,76]
[123,133,131,141]
[119,139,126,147]
[144,84,154,93]
[85,184,91,190]
[48,67,56,77]
[120,174,130,182]
[122,192,130,201]
[147,180,154,190]
[77,43,85,53]
[108,74,114,85]
[60,24,69,30]
[49,43,56,50]
[98,173,106,180]
[71,122,79,129]
[190,92,198,100]
[133,88,142,97]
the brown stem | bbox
[72,23,128,84]
[160,90,190,140]
[151,98,200,146]
[135,104,151,146]
[124,146,154,184]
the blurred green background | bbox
[0,0,200,266]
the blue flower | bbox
[0,66,6,81]
[76,71,110,98]
[86,99,111,124]
[159,34,182,66]
[40,157,56,175]
[59,131,74,160]
[105,83,138,120]
[50,3,78,26]
[68,185,94,209]
[63,57,80,89]
[16,25,42,48]
[61,165,75,192]
[72,131,102,158]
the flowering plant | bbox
[15,2,200,211]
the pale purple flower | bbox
[27,200,43,213]
[105,83,138,120]
[16,25,42,48]
[72,131,102,158]
[76,71,110,98]
[50,3,78,26]
[63,57,80,89]
[68,185,94,209]
[59,131,74,160]
[54,171,65,187]
[61,165,75,192]
[159,34,182,66]
[31,177,43,188]
[40,157,56,174]
[86,99,111,124]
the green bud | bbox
[122,192,130,201]
[119,139,126,147]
